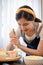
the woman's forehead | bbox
[18,18,34,24]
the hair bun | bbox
[35,18,41,22]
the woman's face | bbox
[18,18,35,36]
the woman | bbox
[7,5,43,56]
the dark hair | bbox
[35,18,42,23]
[16,5,35,21]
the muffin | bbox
[0,49,6,59]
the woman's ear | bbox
[35,22,39,28]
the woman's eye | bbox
[19,24,21,26]
[23,23,28,26]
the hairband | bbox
[16,8,36,18]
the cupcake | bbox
[7,50,18,58]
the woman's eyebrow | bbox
[18,22,29,25]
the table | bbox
[0,60,26,65]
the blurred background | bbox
[0,0,43,56]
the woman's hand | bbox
[9,29,17,38]
[9,29,21,47]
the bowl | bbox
[24,56,43,65]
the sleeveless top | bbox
[24,37,40,56]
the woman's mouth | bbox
[24,29,28,32]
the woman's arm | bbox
[18,40,43,56]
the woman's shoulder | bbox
[39,22,43,40]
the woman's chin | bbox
[25,32,34,37]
